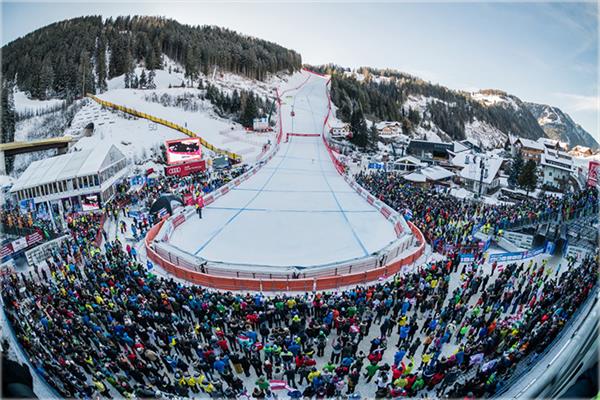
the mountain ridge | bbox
[1,17,596,151]
[312,65,596,149]
[524,101,598,149]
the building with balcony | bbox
[10,145,128,216]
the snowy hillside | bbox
[327,68,596,150]
[464,119,508,149]
[9,100,86,175]
[106,55,287,102]
[91,57,296,162]
[526,102,598,149]
[67,99,188,161]
[470,90,519,110]
[95,88,272,162]
[13,90,65,115]
[400,94,507,148]
[329,69,548,149]
[7,56,297,177]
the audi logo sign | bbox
[165,160,206,177]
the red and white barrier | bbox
[149,70,426,290]
[316,76,412,238]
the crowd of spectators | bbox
[0,167,598,399]
[0,207,57,239]
[355,171,598,254]
[2,224,597,398]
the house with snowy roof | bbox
[403,165,454,185]
[389,156,426,172]
[540,148,574,190]
[537,137,568,152]
[375,121,403,137]
[453,153,504,195]
[569,145,594,158]
[330,123,352,138]
[511,137,546,163]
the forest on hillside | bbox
[2,16,302,101]
[316,65,545,146]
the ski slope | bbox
[96,88,274,162]
[169,71,399,268]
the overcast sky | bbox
[2,1,598,140]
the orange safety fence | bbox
[146,219,426,292]
[141,69,428,291]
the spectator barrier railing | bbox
[146,218,425,291]
[86,94,242,162]
[319,75,412,237]
[153,230,415,280]
[146,70,425,289]
[492,284,599,398]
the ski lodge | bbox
[10,145,128,215]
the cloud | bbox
[554,93,600,112]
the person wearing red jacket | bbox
[196,197,204,219]
[404,373,417,391]
[428,371,445,389]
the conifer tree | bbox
[240,93,258,127]
[518,160,538,196]
[508,151,524,188]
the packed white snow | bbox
[168,71,399,267]
[96,88,274,162]
[13,90,64,114]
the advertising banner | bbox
[11,237,28,253]
[368,162,385,170]
[1,243,14,259]
[1,230,44,261]
[165,160,206,177]
[166,138,202,165]
[587,160,600,187]
[82,194,100,211]
[36,202,50,220]
[19,198,35,213]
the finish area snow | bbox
[168,71,399,268]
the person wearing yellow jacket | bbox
[187,375,199,393]
[202,381,215,394]
[393,376,408,388]
[422,352,432,366]
[199,374,215,394]
[92,378,109,397]
[404,357,415,375]
[308,369,321,382]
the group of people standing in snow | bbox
[0,166,598,400]
[355,171,597,256]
